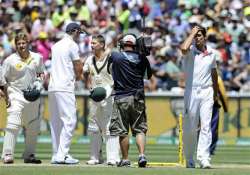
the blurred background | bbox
[0,0,249,145]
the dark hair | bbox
[15,32,28,44]
[92,34,105,49]
[196,24,206,37]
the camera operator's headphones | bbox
[119,33,137,49]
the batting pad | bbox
[106,136,120,162]
[1,128,19,158]
[89,132,102,160]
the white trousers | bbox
[88,97,113,135]
[183,86,214,162]
[49,92,77,160]
[2,87,40,159]
[88,97,120,162]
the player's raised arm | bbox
[180,26,200,55]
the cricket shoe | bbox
[86,159,104,165]
[54,155,79,164]
[199,160,211,169]
[186,159,195,168]
[107,160,119,166]
[24,154,42,164]
[117,159,131,167]
[51,156,57,164]
[138,155,147,168]
[3,154,14,164]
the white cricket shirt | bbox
[83,54,113,88]
[1,51,44,91]
[183,45,217,89]
[48,34,80,93]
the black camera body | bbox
[119,34,152,56]
[136,36,152,56]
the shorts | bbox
[109,91,147,137]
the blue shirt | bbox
[108,51,151,99]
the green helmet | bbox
[23,87,41,102]
[89,87,106,102]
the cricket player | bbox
[83,35,120,165]
[180,25,218,169]
[210,75,228,155]
[48,23,83,164]
[1,32,44,164]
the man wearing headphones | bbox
[108,34,152,167]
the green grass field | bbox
[0,143,249,175]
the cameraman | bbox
[108,34,152,167]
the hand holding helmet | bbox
[89,86,107,102]
[23,79,43,102]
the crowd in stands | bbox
[0,0,249,92]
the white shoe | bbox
[51,156,57,164]
[3,154,14,164]
[54,155,79,164]
[199,160,211,169]
[107,160,119,166]
[186,159,195,168]
[86,159,101,165]
[65,155,79,164]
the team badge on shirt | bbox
[15,63,24,70]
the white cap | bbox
[122,34,137,45]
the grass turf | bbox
[0,143,249,175]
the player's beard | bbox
[195,39,205,51]
[18,48,29,59]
